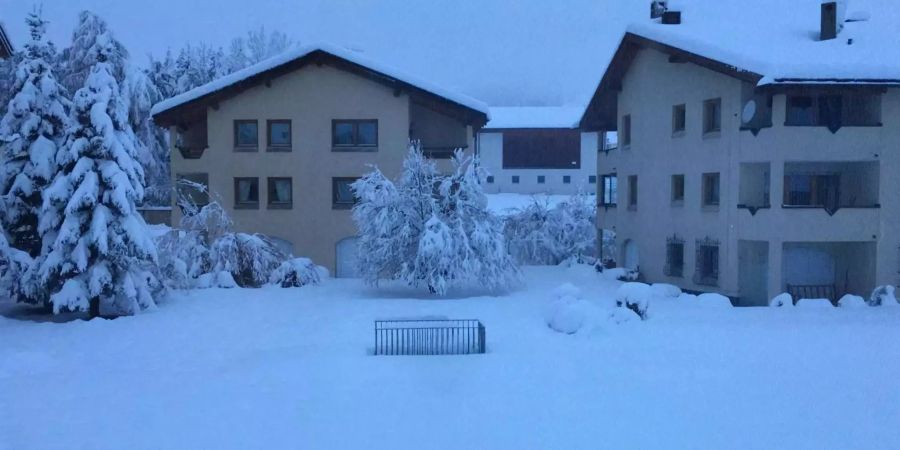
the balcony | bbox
[782,161,880,213]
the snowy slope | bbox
[627,0,900,84]
[2,265,899,450]
[151,42,490,117]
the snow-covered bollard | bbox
[545,283,590,334]
[697,293,733,307]
[769,293,794,307]
[869,285,898,307]
[838,294,867,308]
[615,282,651,320]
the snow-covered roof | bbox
[484,106,586,129]
[626,0,900,85]
[150,42,490,119]
[0,22,13,59]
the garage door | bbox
[336,237,361,278]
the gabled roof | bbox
[581,0,900,130]
[0,23,14,59]
[151,42,490,128]
[484,106,586,130]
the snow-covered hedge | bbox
[769,293,794,308]
[503,194,596,265]
[269,258,325,288]
[869,285,898,307]
[838,294,867,308]
[615,282,651,320]
[544,283,589,334]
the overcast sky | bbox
[2,0,645,106]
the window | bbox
[783,173,839,208]
[589,175,597,184]
[621,114,632,146]
[537,175,545,184]
[512,176,520,184]
[671,174,685,204]
[332,177,360,209]
[694,238,720,286]
[563,175,571,184]
[627,175,637,208]
[267,177,292,209]
[234,120,258,150]
[267,120,291,151]
[486,175,494,184]
[672,104,686,134]
[234,177,259,209]
[702,173,720,207]
[703,98,721,134]
[664,235,685,278]
[175,173,209,209]
[332,120,378,149]
[601,174,617,206]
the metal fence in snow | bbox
[374,319,486,355]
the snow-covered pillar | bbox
[768,239,784,301]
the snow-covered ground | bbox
[1,265,899,449]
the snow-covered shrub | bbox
[615,282,651,320]
[868,285,898,307]
[677,293,698,303]
[769,293,794,307]
[838,294,867,308]
[616,269,640,282]
[210,232,286,288]
[176,178,233,242]
[351,144,518,295]
[651,283,681,299]
[503,193,596,265]
[156,229,210,289]
[269,257,324,288]
[195,271,238,289]
[545,283,590,334]
[796,298,834,309]
[697,293,732,307]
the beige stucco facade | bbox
[597,47,900,305]
[168,64,476,274]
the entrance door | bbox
[335,237,361,278]
[623,239,639,270]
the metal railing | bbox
[374,319,485,356]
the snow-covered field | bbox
[1,265,899,450]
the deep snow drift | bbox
[1,264,899,450]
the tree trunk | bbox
[89,297,100,318]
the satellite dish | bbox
[741,100,757,124]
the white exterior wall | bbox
[597,47,900,305]
[479,130,599,195]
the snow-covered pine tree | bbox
[39,36,159,316]
[0,9,71,264]
[59,11,129,95]
[352,144,518,295]
[122,67,169,205]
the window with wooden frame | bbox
[702,172,720,207]
[703,98,721,134]
[266,120,292,151]
[672,104,686,135]
[621,114,632,147]
[234,120,259,151]
[234,177,259,209]
[627,175,638,209]
[267,177,292,209]
[332,119,378,150]
[694,237,720,286]
[664,235,685,278]
[332,177,360,209]
[671,174,685,204]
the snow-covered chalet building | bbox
[478,106,600,195]
[151,44,488,277]
[582,1,900,305]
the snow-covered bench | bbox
[787,284,837,305]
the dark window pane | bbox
[333,178,360,206]
[333,122,355,146]
[236,178,258,203]
[269,121,291,147]
[512,176,520,184]
[236,121,258,147]
[589,175,597,184]
[563,176,571,184]
[486,176,494,184]
[269,178,292,204]
[537,175,545,184]
[357,121,377,146]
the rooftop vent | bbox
[821,1,847,41]
[651,1,668,19]
[662,10,682,25]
